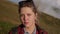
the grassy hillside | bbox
[0,21,16,34]
[0,0,20,24]
[39,12,60,34]
[0,0,60,34]
[0,0,20,34]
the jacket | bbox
[9,24,48,34]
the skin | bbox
[20,7,37,34]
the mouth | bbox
[24,22,29,24]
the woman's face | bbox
[20,7,37,27]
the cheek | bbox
[20,17,24,22]
[29,15,36,22]
[29,16,36,25]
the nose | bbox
[24,15,27,21]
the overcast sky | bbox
[8,0,25,4]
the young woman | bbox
[9,0,48,34]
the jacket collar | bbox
[18,24,40,34]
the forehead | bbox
[20,7,34,14]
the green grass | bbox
[0,21,16,34]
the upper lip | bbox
[24,22,28,23]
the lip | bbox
[24,22,29,24]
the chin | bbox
[25,24,30,27]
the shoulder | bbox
[36,24,48,34]
[9,24,24,34]
[8,26,18,34]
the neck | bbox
[25,24,36,34]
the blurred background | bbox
[0,0,60,34]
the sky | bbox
[8,0,60,19]
[33,0,60,19]
[8,0,25,4]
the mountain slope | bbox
[0,0,20,24]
